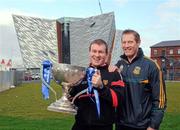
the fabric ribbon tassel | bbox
[86,67,101,118]
[41,60,52,100]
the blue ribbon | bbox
[41,60,52,99]
[86,67,100,118]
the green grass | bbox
[160,81,180,130]
[0,81,180,130]
[0,82,74,130]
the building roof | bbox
[151,40,180,48]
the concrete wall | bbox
[0,71,12,92]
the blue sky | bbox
[0,0,180,66]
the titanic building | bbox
[12,12,122,68]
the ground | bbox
[0,81,179,130]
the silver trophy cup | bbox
[47,63,86,114]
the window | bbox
[162,50,166,56]
[178,49,180,54]
[154,49,157,55]
[169,49,173,54]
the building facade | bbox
[13,12,122,69]
[150,40,180,80]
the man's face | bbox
[121,33,140,59]
[89,43,107,67]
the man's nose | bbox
[94,52,100,56]
[123,42,129,47]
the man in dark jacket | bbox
[69,39,125,130]
[109,29,167,130]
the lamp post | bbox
[162,58,167,80]
[169,60,175,80]
[160,56,167,80]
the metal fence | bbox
[0,71,23,92]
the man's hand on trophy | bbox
[92,70,103,89]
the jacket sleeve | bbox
[149,62,167,129]
[115,60,122,68]
[98,72,125,108]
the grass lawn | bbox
[0,82,74,130]
[0,81,180,130]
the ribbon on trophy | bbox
[41,60,57,100]
[86,67,100,118]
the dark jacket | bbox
[116,48,167,129]
[69,64,125,126]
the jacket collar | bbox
[120,48,144,63]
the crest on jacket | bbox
[103,80,108,86]
[133,66,141,75]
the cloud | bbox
[37,0,56,2]
[138,0,180,56]
[0,9,28,65]
[0,9,46,26]
[157,0,180,23]
[158,0,180,8]
[144,0,180,45]
[7,0,56,3]
[114,0,129,6]
[0,10,14,25]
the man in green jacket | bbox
[109,29,167,130]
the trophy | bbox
[46,63,86,114]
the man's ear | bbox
[137,40,141,46]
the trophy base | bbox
[47,96,77,114]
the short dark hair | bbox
[89,39,108,54]
[121,29,141,43]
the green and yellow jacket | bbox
[116,48,167,129]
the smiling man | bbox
[69,39,125,130]
[109,29,167,130]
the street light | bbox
[169,60,174,80]
[161,57,167,80]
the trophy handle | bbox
[71,88,88,104]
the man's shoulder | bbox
[143,56,160,70]
[115,59,127,67]
[101,68,120,77]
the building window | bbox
[154,49,157,55]
[162,50,165,56]
[169,49,173,54]
[178,49,180,54]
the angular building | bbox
[13,12,122,68]
[111,30,123,65]
[70,12,116,66]
[13,15,58,68]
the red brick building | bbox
[150,40,180,81]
